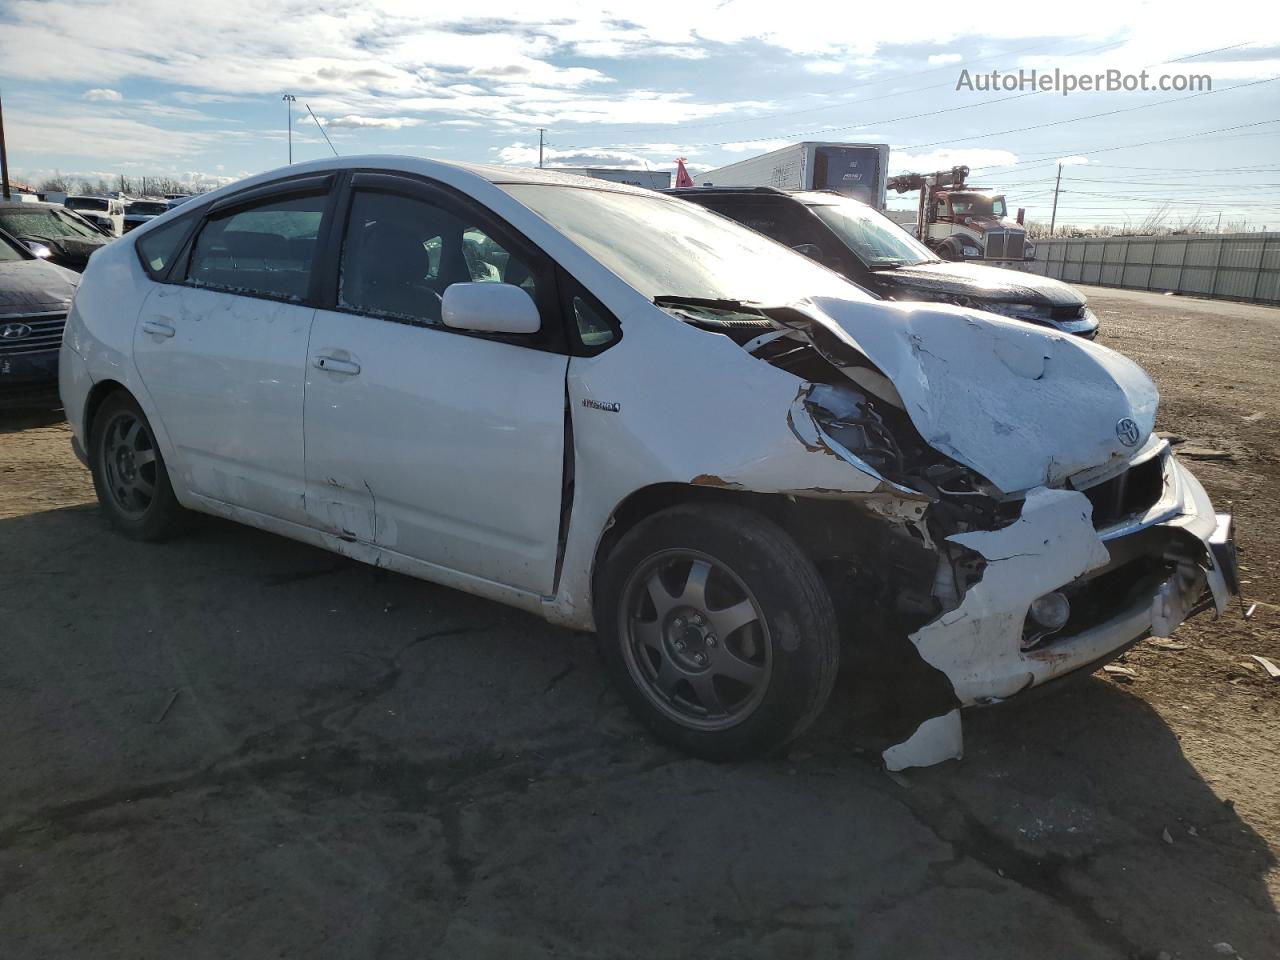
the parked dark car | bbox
[0,201,112,273]
[0,227,80,408]
[667,187,1099,338]
[123,199,171,233]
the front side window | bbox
[186,193,327,301]
[339,189,538,326]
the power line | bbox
[896,74,1279,152]
[556,39,1262,152]
[563,37,1133,139]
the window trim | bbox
[320,170,570,355]
[176,174,340,306]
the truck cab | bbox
[928,189,1030,261]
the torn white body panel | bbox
[802,297,1160,494]
[883,454,1233,770]
[883,710,963,772]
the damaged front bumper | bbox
[885,445,1237,770]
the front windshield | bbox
[67,197,108,212]
[0,208,103,240]
[806,198,937,267]
[948,193,1005,218]
[500,184,867,304]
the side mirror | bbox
[442,282,541,334]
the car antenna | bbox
[306,104,340,157]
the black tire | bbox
[596,503,839,761]
[937,240,961,261]
[89,390,187,541]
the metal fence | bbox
[1012,233,1280,305]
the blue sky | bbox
[1,0,1278,229]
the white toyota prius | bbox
[59,157,1238,769]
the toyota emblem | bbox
[1115,417,1141,447]
[0,322,33,341]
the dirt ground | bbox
[1,286,1277,959]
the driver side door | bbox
[303,174,570,595]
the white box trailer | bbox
[699,142,891,209]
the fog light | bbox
[1029,591,1071,631]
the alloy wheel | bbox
[619,549,773,730]
[100,410,158,519]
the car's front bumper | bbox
[0,347,60,409]
[912,447,1236,707]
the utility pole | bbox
[0,89,10,200]
[537,128,546,169]
[283,94,297,164]
[1216,211,1223,234]
[1048,163,1063,236]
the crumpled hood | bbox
[803,296,1158,494]
[0,258,80,314]
[883,262,1086,307]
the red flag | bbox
[674,157,695,188]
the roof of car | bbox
[0,200,63,210]
[155,155,669,224]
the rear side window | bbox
[186,193,327,301]
[136,215,195,277]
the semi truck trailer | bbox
[699,142,890,209]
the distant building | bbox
[550,167,672,190]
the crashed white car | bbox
[59,158,1238,768]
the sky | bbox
[1,0,1279,229]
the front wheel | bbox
[89,391,187,540]
[596,504,839,760]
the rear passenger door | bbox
[302,173,569,594]
[133,175,334,524]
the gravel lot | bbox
[1,286,1277,959]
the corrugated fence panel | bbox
[1009,233,1280,305]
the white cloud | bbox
[720,138,793,153]
[82,88,122,101]
[889,148,1020,174]
[805,61,847,75]
[496,142,682,172]
[1057,155,1090,166]
[927,54,962,65]
[321,115,421,129]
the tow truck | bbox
[887,165,1035,263]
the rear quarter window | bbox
[136,214,197,279]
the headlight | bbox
[962,245,981,257]
[24,240,53,259]
[977,302,1046,319]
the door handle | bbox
[141,319,175,338]
[313,355,361,376]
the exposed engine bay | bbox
[655,295,1236,769]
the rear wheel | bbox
[597,504,839,760]
[89,391,187,540]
